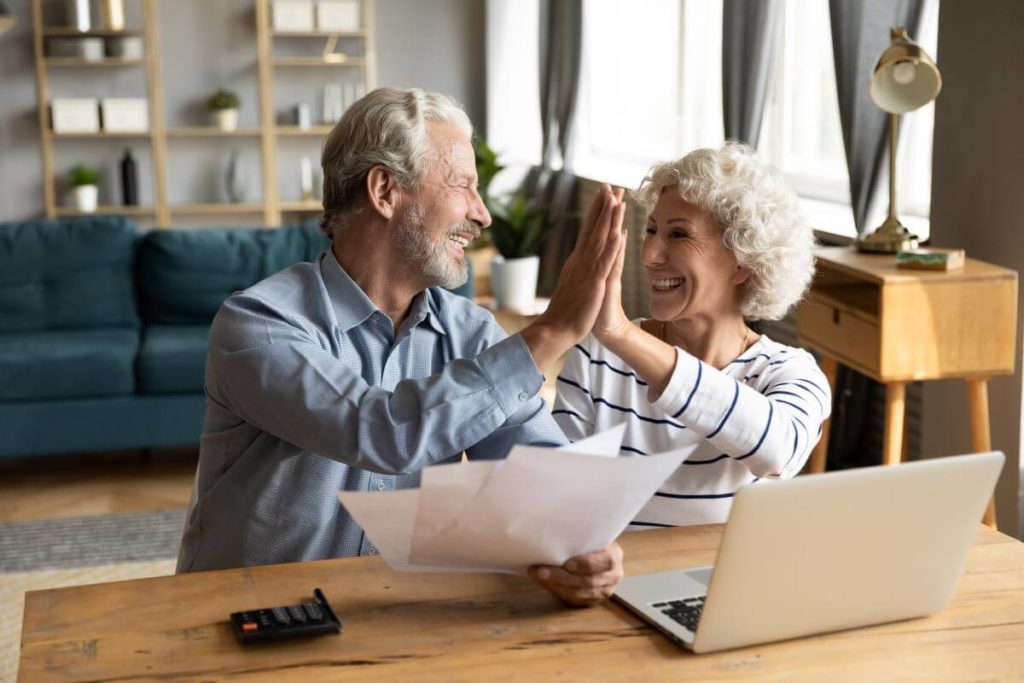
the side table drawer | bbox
[798,296,880,374]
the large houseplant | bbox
[474,139,555,311]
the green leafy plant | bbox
[473,138,558,258]
[205,88,240,111]
[474,137,503,198]
[68,164,100,187]
[488,192,553,260]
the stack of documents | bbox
[338,426,688,574]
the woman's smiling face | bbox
[641,189,748,324]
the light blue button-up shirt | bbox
[176,250,566,573]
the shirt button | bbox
[518,391,529,402]
[376,481,386,491]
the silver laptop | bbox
[614,452,1004,653]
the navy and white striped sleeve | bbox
[552,339,597,443]
[649,347,831,478]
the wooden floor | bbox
[0,448,199,524]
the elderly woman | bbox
[553,143,830,527]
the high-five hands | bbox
[520,184,626,371]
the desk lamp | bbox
[858,27,941,253]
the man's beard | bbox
[392,201,474,290]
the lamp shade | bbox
[869,27,941,114]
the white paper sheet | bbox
[337,426,687,574]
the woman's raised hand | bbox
[593,196,632,345]
[520,184,626,371]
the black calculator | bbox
[229,588,342,645]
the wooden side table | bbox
[797,247,1018,528]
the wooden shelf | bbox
[166,127,263,138]
[272,30,365,37]
[272,56,365,67]
[41,28,144,37]
[44,57,144,67]
[171,203,265,215]
[276,126,333,136]
[280,200,323,212]
[33,0,377,227]
[55,205,154,217]
[47,130,152,139]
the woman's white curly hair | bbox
[634,142,816,321]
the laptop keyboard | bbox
[652,596,705,632]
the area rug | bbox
[0,507,186,573]
[0,509,186,680]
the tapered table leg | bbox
[882,382,907,467]
[966,377,998,529]
[808,355,838,474]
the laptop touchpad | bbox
[685,566,714,588]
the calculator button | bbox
[242,622,259,632]
[287,605,307,622]
[303,602,323,621]
[272,607,291,624]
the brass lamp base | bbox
[857,216,919,253]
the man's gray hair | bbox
[319,87,473,240]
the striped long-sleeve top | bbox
[552,321,832,527]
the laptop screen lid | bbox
[691,452,1004,653]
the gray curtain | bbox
[722,0,783,148]
[527,0,584,295]
[829,0,926,234]
[825,0,926,471]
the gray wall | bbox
[0,0,485,223]
[923,0,1024,538]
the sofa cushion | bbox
[138,325,209,395]
[0,328,138,402]
[0,217,140,333]
[137,220,329,325]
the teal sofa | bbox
[0,216,472,458]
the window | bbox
[487,0,938,240]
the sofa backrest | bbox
[0,216,140,333]
[137,220,330,325]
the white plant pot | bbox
[491,254,540,312]
[73,184,98,213]
[213,108,239,131]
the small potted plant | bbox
[68,164,100,213]
[488,193,553,312]
[206,88,240,131]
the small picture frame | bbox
[317,0,360,32]
[272,0,315,32]
[101,98,149,133]
[51,98,100,133]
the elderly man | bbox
[176,87,627,605]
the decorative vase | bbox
[120,148,138,205]
[66,0,90,32]
[73,184,98,213]
[491,254,540,312]
[213,108,238,131]
[225,151,247,203]
[98,0,125,31]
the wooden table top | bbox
[19,524,1024,682]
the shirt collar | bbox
[320,249,448,336]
